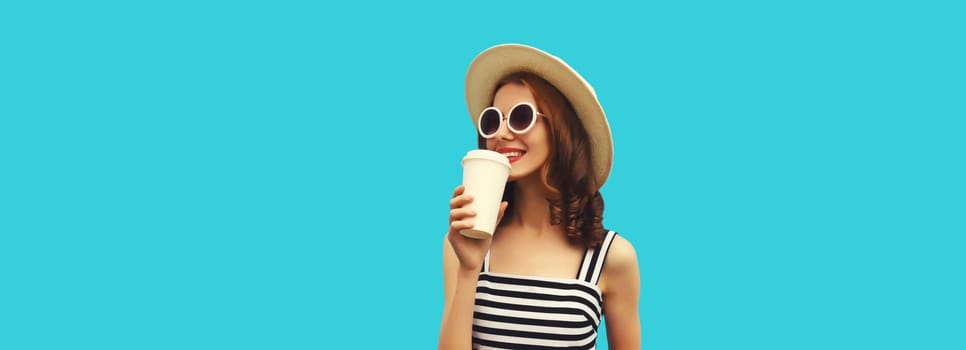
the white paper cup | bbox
[459,150,511,239]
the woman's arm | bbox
[600,235,642,350]
[437,185,507,350]
[438,237,483,350]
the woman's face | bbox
[485,83,551,181]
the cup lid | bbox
[462,149,510,169]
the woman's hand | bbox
[439,185,509,350]
[446,185,508,273]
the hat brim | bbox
[465,44,613,188]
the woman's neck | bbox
[506,175,559,236]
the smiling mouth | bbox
[501,151,525,163]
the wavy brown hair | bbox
[477,72,606,248]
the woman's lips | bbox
[497,148,526,164]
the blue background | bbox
[1,1,963,349]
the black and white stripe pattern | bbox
[472,231,617,350]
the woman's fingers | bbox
[449,193,473,209]
[449,219,474,231]
[449,207,476,221]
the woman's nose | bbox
[495,118,515,140]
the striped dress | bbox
[472,230,618,350]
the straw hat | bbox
[465,43,613,188]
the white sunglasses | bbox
[477,102,546,139]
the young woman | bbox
[439,44,641,350]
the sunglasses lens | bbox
[479,109,502,136]
[509,104,536,132]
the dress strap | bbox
[576,230,617,285]
[481,250,491,273]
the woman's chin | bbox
[507,169,539,183]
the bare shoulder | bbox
[600,234,640,293]
[607,234,638,270]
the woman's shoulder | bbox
[599,232,640,293]
[605,233,638,270]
